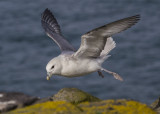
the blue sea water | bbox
[0,0,160,104]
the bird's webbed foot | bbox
[101,68,123,81]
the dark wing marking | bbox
[41,8,75,52]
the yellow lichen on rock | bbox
[7,101,81,114]
[7,99,156,114]
[78,99,157,114]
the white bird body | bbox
[47,53,103,77]
[41,9,140,81]
[46,37,114,78]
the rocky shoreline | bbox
[0,88,159,114]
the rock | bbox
[2,88,157,113]
[0,101,17,113]
[7,99,156,114]
[0,92,39,112]
[150,97,160,114]
[34,97,51,104]
[50,88,101,104]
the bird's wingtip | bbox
[131,14,141,22]
[41,8,50,17]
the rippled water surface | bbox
[0,0,160,104]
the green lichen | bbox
[51,88,101,104]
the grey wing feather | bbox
[41,8,75,52]
[74,15,140,58]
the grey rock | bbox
[0,92,39,112]
[150,97,160,114]
[34,97,51,104]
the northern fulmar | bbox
[41,8,140,81]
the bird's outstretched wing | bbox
[41,8,75,52]
[73,15,140,58]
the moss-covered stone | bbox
[51,88,101,104]
[79,99,156,114]
[7,101,81,114]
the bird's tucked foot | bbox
[101,68,123,81]
[97,71,104,78]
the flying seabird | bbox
[41,8,140,81]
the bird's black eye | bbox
[51,65,54,69]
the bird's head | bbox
[46,57,62,80]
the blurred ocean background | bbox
[0,0,160,105]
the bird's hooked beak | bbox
[46,72,52,80]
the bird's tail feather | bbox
[100,37,116,57]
